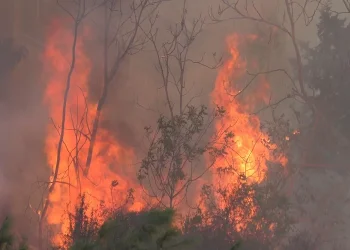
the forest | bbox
[0,0,350,249]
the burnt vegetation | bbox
[1,0,350,250]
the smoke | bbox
[0,24,49,243]
[0,0,280,233]
[99,0,267,151]
[1,0,344,246]
[0,100,48,241]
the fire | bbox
[42,18,287,244]
[43,20,143,244]
[210,34,287,231]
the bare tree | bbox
[207,0,328,186]
[36,0,166,247]
[342,0,350,12]
[210,0,325,102]
[208,1,350,248]
[84,0,165,176]
[208,1,327,182]
[137,1,230,209]
[37,0,103,248]
[203,1,328,247]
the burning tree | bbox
[39,1,103,247]
[209,0,324,108]
[207,0,350,248]
[85,0,165,176]
[180,32,291,250]
[37,0,166,247]
[139,1,292,248]
[31,0,322,248]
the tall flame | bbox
[210,34,287,230]
[43,20,143,244]
[43,18,287,243]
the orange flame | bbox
[43,20,143,244]
[43,19,287,243]
[210,34,287,231]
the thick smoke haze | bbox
[0,0,349,248]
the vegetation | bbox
[0,217,28,250]
[61,196,187,250]
[300,6,350,164]
[287,6,350,248]
[43,195,287,250]
[0,38,27,80]
[2,1,350,250]
[0,38,27,100]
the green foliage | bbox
[61,195,100,250]
[0,217,28,250]
[98,209,187,250]
[284,5,350,249]
[182,177,289,250]
[300,5,350,163]
[139,105,228,208]
[0,38,27,80]
[0,217,14,249]
[230,241,242,250]
[63,196,189,250]
[140,105,209,179]
[17,241,28,250]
